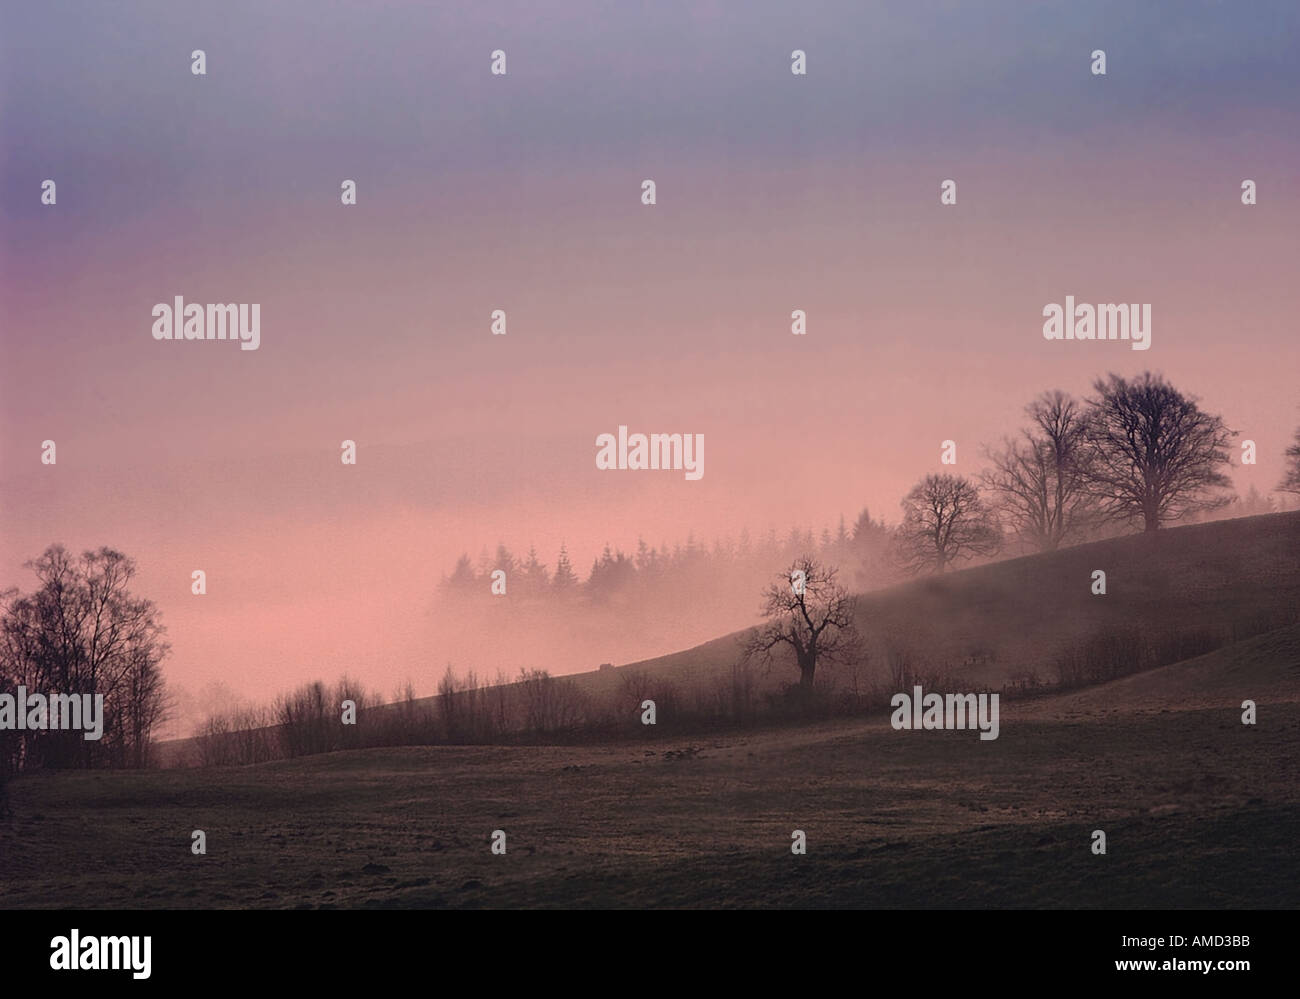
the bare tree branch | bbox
[740,557,861,690]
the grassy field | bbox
[4,624,1297,908]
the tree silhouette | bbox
[0,545,169,769]
[518,545,550,597]
[1082,372,1235,531]
[896,474,1001,574]
[552,543,578,594]
[741,557,860,690]
[443,553,477,593]
[1280,424,1300,496]
[493,543,517,580]
[981,390,1094,552]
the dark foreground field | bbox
[3,625,1297,909]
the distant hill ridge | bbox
[155,511,1300,765]
[614,510,1300,692]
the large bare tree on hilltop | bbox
[1082,372,1235,532]
[981,390,1095,552]
[896,474,1002,574]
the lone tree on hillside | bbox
[741,557,860,691]
[981,390,1095,552]
[1280,424,1300,496]
[896,474,1002,574]
[1082,372,1235,531]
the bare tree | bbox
[981,390,1094,552]
[618,670,655,709]
[1082,372,1235,531]
[516,668,586,733]
[741,558,860,690]
[335,675,370,750]
[274,681,331,757]
[0,604,20,778]
[122,642,170,767]
[1280,424,1300,496]
[0,545,169,769]
[195,710,235,767]
[437,664,463,742]
[896,474,1001,574]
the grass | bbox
[4,657,1295,907]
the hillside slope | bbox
[616,511,1300,692]
[1012,620,1300,721]
[154,511,1300,763]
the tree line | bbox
[442,372,1299,591]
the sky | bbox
[3,0,1299,727]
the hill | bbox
[153,511,1300,765]
[611,510,1300,694]
[1013,620,1300,721]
